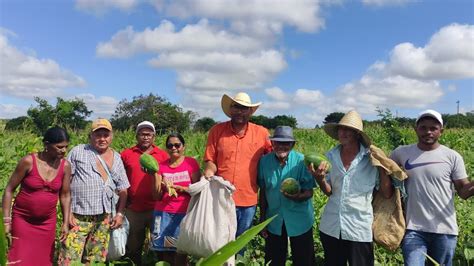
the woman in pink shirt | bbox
[151,133,201,265]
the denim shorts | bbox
[150,210,185,252]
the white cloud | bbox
[335,75,444,112]
[74,94,119,119]
[93,1,328,123]
[294,89,327,107]
[362,0,411,7]
[264,87,287,101]
[0,32,86,99]
[262,101,292,110]
[0,103,28,119]
[387,24,474,80]
[98,20,287,115]
[97,20,268,58]
[75,0,138,15]
[158,0,325,35]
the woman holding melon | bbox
[150,133,201,265]
[309,110,393,266]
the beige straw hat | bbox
[323,110,371,146]
[221,92,261,118]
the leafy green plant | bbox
[0,210,7,266]
[197,215,276,265]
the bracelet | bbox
[3,217,11,221]
[116,212,124,218]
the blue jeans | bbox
[235,205,257,237]
[235,205,256,256]
[402,229,457,266]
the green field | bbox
[0,127,473,265]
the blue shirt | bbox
[258,150,316,237]
[319,144,379,242]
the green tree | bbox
[250,115,273,128]
[273,115,297,128]
[323,112,345,124]
[27,97,92,133]
[376,108,407,149]
[194,117,217,132]
[443,114,471,128]
[111,94,196,133]
[4,116,34,131]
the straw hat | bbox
[221,92,261,118]
[323,110,371,146]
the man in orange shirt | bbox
[204,92,272,241]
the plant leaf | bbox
[0,215,7,266]
[198,215,276,266]
[422,252,440,266]
[155,262,171,266]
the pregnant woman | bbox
[2,127,71,265]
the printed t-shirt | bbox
[121,145,169,212]
[204,121,272,206]
[390,144,467,235]
[154,157,200,213]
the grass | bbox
[0,126,473,265]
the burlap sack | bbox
[372,188,405,251]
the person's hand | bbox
[281,191,305,202]
[141,166,156,175]
[69,213,78,228]
[172,184,187,193]
[4,222,11,235]
[308,162,328,182]
[110,213,124,229]
[59,223,69,242]
[202,170,214,180]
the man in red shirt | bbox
[121,121,169,265]
[204,92,272,244]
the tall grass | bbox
[0,127,473,265]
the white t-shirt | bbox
[390,144,467,235]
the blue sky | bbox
[1,0,473,127]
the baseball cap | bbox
[91,118,112,132]
[136,121,155,133]
[416,109,443,126]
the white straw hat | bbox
[323,110,371,146]
[221,92,261,118]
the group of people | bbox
[2,91,473,266]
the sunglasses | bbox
[166,143,182,149]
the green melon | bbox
[304,152,331,171]
[280,178,300,195]
[140,153,159,173]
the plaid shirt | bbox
[68,144,130,215]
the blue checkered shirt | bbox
[68,144,130,215]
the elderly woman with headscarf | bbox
[309,110,393,266]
